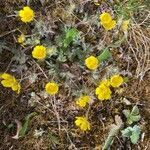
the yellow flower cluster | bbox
[75,117,90,131]
[19,6,35,23]
[0,73,21,94]
[45,82,59,95]
[100,12,116,31]
[76,96,90,107]
[85,56,99,70]
[32,45,47,60]
[14,5,129,134]
[95,82,112,100]
[95,75,123,100]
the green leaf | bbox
[19,112,36,137]
[121,127,132,137]
[123,110,130,118]
[97,48,111,62]
[63,28,79,48]
[123,106,141,125]
[131,106,139,116]
[122,125,141,144]
[130,115,141,122]
[130,125,141,144]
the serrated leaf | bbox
[123,106,141,125]
[19,112,36,137]
[63,28,78,48]
[130,115,141,122]
[121,127,132,137]
[127,118,134,125]
[130,125,141,144]
[123,110,130,118]
[131,106,139,116]
[97,48,111,62]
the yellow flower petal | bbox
[95,84,111,100]
[101,20,116,31]
[45,82,59,95]
[32,45,46,60]
[1,80,14,87]
[76,96,90,107]
[75,117,90,131]
[110,74,123,88]
[100,79,110,87]
[1,73,13,80]
[85,56,99,70]
[0,73,21,94]
[19,6,35,23]
[100,12,112,24]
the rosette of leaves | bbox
[121,125,141,144]
[55,27,81,62]
[123,105,141,125]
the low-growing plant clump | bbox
[0,0,149,149]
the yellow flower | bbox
[121,20,130,31]
[110,74,123,88]
[76,96,90,107]
[19,6,35,23]
[85,56,99,70]
[1,73,21,94]
[100,12,116,31]
[75,117,90,131]
[32,45,46,60]
[17,34,25,43]
[100,79,110,87]
[45,82,59,95]
[100,12,112,24]
[101,20,116,31]
[95,84,111,100]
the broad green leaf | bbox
[63,28,78,48]
[121,127,132,137]
[19,112,36,137]
[130,115,141,122]
[130,125,141,144]
[123,106,141,125]
[131,106,140,116]
[123,110,130,118]
[122,125,141,144]
[97,48,111,62]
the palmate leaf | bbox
[123,105,141,125]
[130,125,141,144]
[122,125,141,144]
[121,127,132,137]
